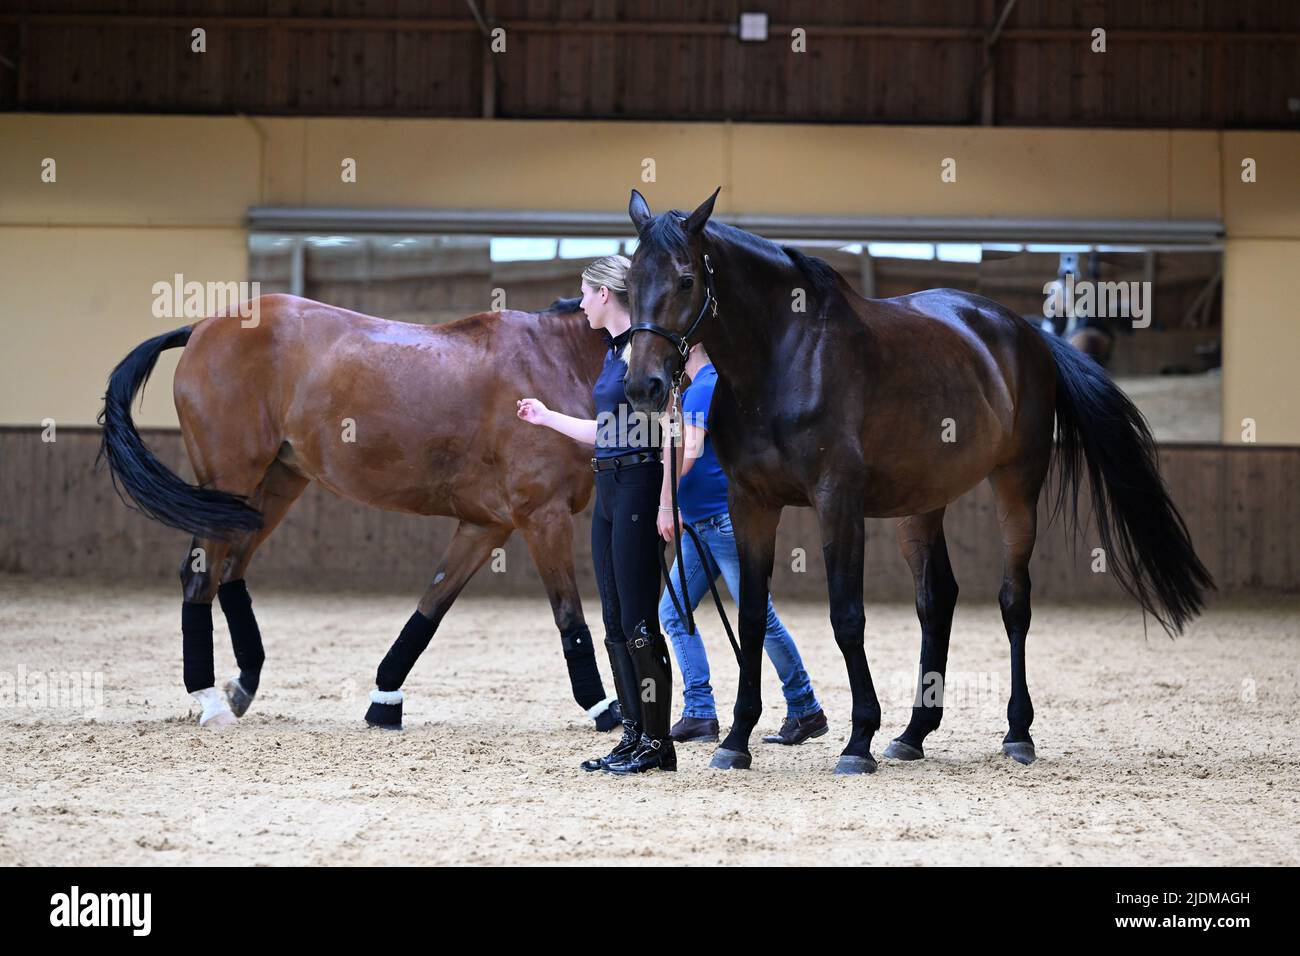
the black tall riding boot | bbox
[580,636,643,772]
[603,634,641,729]
[608,621,677,774]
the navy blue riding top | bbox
[592,327,655,460]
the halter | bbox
[628,252,718,388]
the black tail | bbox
[1042,331,1214,635]
[96,327,264,539]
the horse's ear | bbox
[684,187,720,236]
[629,189,653,233]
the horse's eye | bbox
[679,275,695,291]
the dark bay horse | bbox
[99,294,619,730]
[623,189,1212,774]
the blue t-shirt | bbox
[592,328,654,459]
[677,364,729,522]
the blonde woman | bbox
[516,256,676,774]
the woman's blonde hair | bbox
[581,255,631,308]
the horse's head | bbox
[624,187,720,414]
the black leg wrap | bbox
[560,623,607,711]
[376,609,438,692]
[218,579,263,695]
[181,601,215,694]
[628,620,673,740]
[605,635,642,727]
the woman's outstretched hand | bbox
[516,398,550,425]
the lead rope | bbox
[667,380,693,638]
[658,383,745,671]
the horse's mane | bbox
[781,246,846,307]
[541,296,583,315]
[648,211,847,313]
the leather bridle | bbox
[627,252,718,390]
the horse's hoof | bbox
[199,707,237,728]
[833,754,878,775]
[224,677,255,718]
[1002,740,1037,765]
[366,689,403,729]
[708,747,752,770]
[365,700,403,730]
[883,739,924,761]
[590,697,622,732]
[192,687,237,728]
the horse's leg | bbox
[709,497,781,771]
[989,466,1043,765]
[516,507,616,730]
[364,519,512,729]
[179,535,237,727]
[884,508,958,761]
[816,481,880,775]
[217,460,310,717]
[175,454,275,729]
[174,401,280,728]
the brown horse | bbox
[623,189,1212,774]
[99,294,621,731]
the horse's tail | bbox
[1041,330,1213,635]
[96,327,264,539]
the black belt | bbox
[591,450,662,472]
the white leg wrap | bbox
[369,688,404,705]
[191,686,236,727]
[585,695,618,720]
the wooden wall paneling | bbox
[1,430,1295,598]
[1,4,1296,126]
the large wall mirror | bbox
[250,218,1222,444]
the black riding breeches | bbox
[591,461,673,737]
[591,461,665,644]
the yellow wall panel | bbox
[1169,131,1222,221]
[1221,132,1300,238]
[1221,239,1300,444]
[729,127,1206,219]
[255,118,306,207]
[0,115,262,227]
[0,226,248,428]
[285,119,728,213]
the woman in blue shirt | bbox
[657,342,827,747]
[517,256,676,774]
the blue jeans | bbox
[658,512,820,721]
